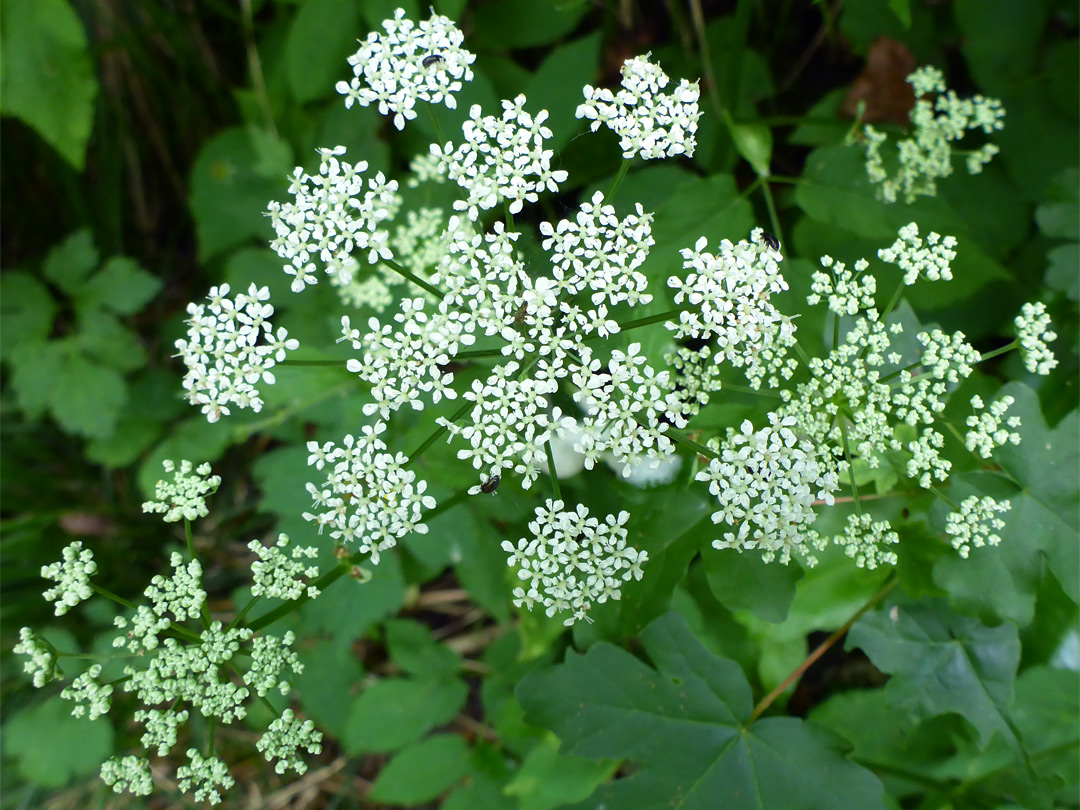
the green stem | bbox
[380,257,444,298]
[545,440,562,501]
[406,402,472,465]
[760,180,782,247]
[664,428,721,462]
[278,358,350,367]
[426,488,469,521]
[426,102,446,145]
[614,309,683,333]
[228,594,262,631]
[605,159,633,202]
[505,202,516,231]
[978,341,1017,363]
[247,563,350,633]
[837,417,861,516]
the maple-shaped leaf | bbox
[848,598,1020,748]
[518,612,886,810]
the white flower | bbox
[268,146,401,292]
[857,66,1005,203]
[142,460,221,522]
[965,395,1021,458]
[177,749,235,805]
[945,495,1010,558]
[1014,301,1058,375]
[249,534,320,600]
[335,8,476,130]
[877,222,958,286]
[41,541,96,616]
[174,286,298,423]
[577,54,701,160]
[667,230,797,388]
[502,499,646,625]
[696,412,839,566]
[302,422,436,562]
[258,709,324,775]
[436,95,569,221]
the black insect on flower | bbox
[762,232,781,251]
[480,474,501,494]
[422,54,445,68]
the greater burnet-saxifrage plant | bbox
[14,8,1059,803]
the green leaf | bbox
[292,637,365,739]
[8,339,67,418]
[385,618,461,678]
[524,33,602,151]
[343,676,468,754]
[518,612,887,810]
[888,0,912,27]
[727,118,773,178]
[505,734,617,810]
[0,0,98,169]
[451,505,513,622]
[3,699,113,788]
[76,256,162,315]
[1035,168,1080,241]
[76,309,147,372]
[42,229,98,293]
[189,127,286,262]
[0,272,56,355]
[471,0,590,50]
[48,353,128,438]
[848,599,1020,747]
[1012,665,1080,796]
[85,370,181,467]
[369,733,472,805]
[703,546,801,622]
[285,0,360,104]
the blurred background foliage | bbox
[1,0,1077,807]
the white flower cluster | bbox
[245,632,304,698]
[336,8,476,130]
[135,708,189,756]
[577,54,701,160]
[860,66,1005,203]
[177,749,235,806]
[175,285,298,423]
[502,500,646,625]
[569,343,687,476]
[540,190,654,316]
[303,422,436,561]
[878,222,957,286]
[41,540,96,616]
[945,495,1011,558]
[101,756,154,797]
[114,553,206,654]
[249,534,320,600]
[1014,301,1058,375]
[696,413,840,565]
[268,146,401,294]
[13,627,60,687]
[60,664,113,719]
[828,514,900,570]
[809,257,877,316]
[258,709,324,775]
[433,95,569,221]
[667,231,797,388]
[965,394,1021,458]
[143,460,221,523]
[125,622,253,724]
[440,361,562,491]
